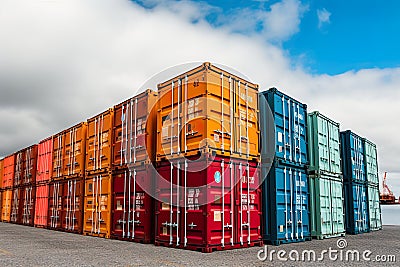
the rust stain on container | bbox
[1,189,12,222]
[86,109,114,175]
[83,173,112,238]
[157,62,260,162]
[112,89,158,169]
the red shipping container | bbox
[155,155,262,252]
[111,165,154,243]
[21,184,36,226]
[10,187,22,224]
[23,145,38,185]
[48,178,84,233]
[14,151,25,187]
[34,183,49,227]
[36,137,53,183]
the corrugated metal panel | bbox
[86,109,114,175]
[157,62,260,162]
[36,137,53,183]
[1,189,12,222]
[363,139,379,185]
[308,112,341,176]
[83,173,112,238]
[111,165,154,243]
[0,159,3,189]
[262,163,311,245]
[21,185,35,226]
[34,183,49,227]
[340,130,366,183]
[14,151,24,187]
[309,174,345,239]
[48,180,63,230]
[367,184,382,231]
[10,187,22,223]
[155,155,262,252]
[113,90,158,169]
[22,145,38,185]
[52,131,65,180]
[260,88,308,167]
[63,123,87,179]
[2,155,15,189]
[343,181,369,234]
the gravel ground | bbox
[0,222,399,267]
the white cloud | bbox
[0,0,399,196]
[317,8,331,28]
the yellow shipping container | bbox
[157,62,260,161]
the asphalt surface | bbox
[0,222,399,267]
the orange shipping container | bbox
[157,62,260,162]
[52,130,65,180]
[2,155,15,189]
[0,158,3,188]
[113,89,158,169]
[86,109,114,174]
[63,123,87,178]
[83,173,112,238]
[36,137,53,183]
[1,189,12,222]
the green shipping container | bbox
[364,139,379,185]
[367,184,382,231]
[309,174,346,239]
[307,112,341,176]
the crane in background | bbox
[380,172,397,204]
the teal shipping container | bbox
[363,139,379,185]
[367,184,382,231]
[307,112,341,177]
[309,174,345,239]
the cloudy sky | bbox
[0,0,399,195]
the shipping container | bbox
[309,174,345,239]
[52,130,65,180]
[63,123,87,178]
[2,155,15,189]
[34,183,49,228]
[14,151,24,187]
[261,163,311,245]
[86,109,114,174]
[363,139,379,185]
[367,184,382,231]
[1,189,12,222]
[340,130,366,183]
[22,145,38,185]
[0,158,4,188]
[21,184,35,225]
[156,62,260,162]
[343,181,369,234]
[48,178,84,233]
[307,112,341,176]
[259,88,308,167]
[111,165,154,243]
[155,155,262,252]
[10,187,22,224]
[83,173,112,238]
[36,137,53,183]
[113,90,158,169]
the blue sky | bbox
[136,0,400,74]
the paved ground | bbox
[0,223,399,267]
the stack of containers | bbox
[20,145,38,226]
[49,123,87,233]
[1,155,14,222]
[83,109,113,238]
[363,138,382,231]
[154,62,262,252]
[111,89,158,243]
[0,158,3,217]
[340,130,369,234]
[307,112,345,239]
[34,137,53,228]
[259,88,311,245]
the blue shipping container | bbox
[261,163,311,245]
[340,130,366,183]
[343,181,369,234]
[259,88,308,167]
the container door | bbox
[350,134,366,182]
[368,186,382,230]
[328,122,341,174]
[34,184,49,227]
[1,190,12,221]
[330,179,345,234]
[10,188,20,223]
[352,183,368,233]
[317,116,330,172]
[49,182,63,229]
[64,178,83,232]
[22,186,35,225]
[364,142,378,185]
[319,178,333,236]
[111,171,128,238]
